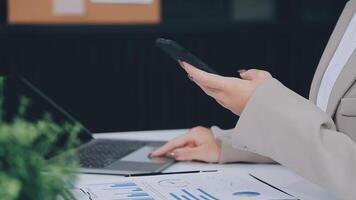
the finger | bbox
[170,146,204,161]
[178,60,184,68]
[181,62,227,89]
[237,69,247,74]
[194,80,222,99]
[150,134,193,157]
[193,75,233,108]
[216,99,229,110]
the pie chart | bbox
[232,191,261,198]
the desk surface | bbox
[76,129,340,200]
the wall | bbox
[0,0,348,133]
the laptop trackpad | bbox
[120,146,169,163]
[105,146,171,172]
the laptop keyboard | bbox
[77,139,148,168]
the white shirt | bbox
[317,13,356,112]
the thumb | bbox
[239,69,260,80]
[170,147,204,161]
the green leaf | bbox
[0,78,80,200]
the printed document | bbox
[75,171,296,200]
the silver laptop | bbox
[5,76,175,175]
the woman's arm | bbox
[212,126,275,163]
[178,62,356,199]
[232,78,356,200]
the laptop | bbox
[4,75,175,175]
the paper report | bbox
[75,172,296,200]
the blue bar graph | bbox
[199,195,210,200]
[89,181,156,200]
[197,188,219,200]
[169,188,219,200]
[111,182,137,188]
[170,193,182,200]
[128,192,150,197]
[182,189,200,200]
[181,195,192,200]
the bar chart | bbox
[81,172,295,200]
[169,188,219,200]
[110,182,153,200]
[85,181,155,200]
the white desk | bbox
[76,129,340,200]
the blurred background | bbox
[0,0,349,133]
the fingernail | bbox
[178,60,183,67]
[238,69,247,74]
[181,61,188,69]
[178,61,184,68]
[167,151,176,158]
[187,74,194,81]
[148,153,152,158]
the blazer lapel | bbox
[326,50,356,116]
[309,1,354,103]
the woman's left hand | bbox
[180,61,272,115]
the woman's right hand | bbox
[150,126,221,163]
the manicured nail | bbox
[238,69,247,74]
[178,60,183,67]
[187,74,194,81]
[167,151,176,158]
[181,61,188,69]
[148,153,152,158]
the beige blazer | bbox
[212,1,356,200]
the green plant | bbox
[0,77,81,200]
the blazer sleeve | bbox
[231,78,356,200]
[211,126,275,163]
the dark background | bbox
[0,0,349,133]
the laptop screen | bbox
[2,75,93,157]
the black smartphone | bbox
[155,38,218,74]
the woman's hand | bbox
[181,61,272,115]
[151,63,273,162]
[150,126,221,163]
